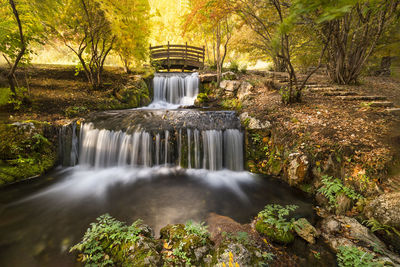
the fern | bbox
[318,175,363,207]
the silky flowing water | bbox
[0,72,314,266]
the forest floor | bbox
[0,64,130,124]
[237,71,400,193]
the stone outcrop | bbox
[237,81,253,102]
[239,112,271,130]
[293,218,319,244]
[320,215,400,265]
[286,153,309,186]
[365,192,400,229]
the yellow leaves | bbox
[163,242,172,250]
[344,224,351,228]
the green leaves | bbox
[337,245,379,267]
[70,214,144,266]
[318,175,364,207]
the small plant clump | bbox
[70,214,161,266]
[336,245,380,267]
[255,204,298,244]
[220,98,242,111]
[318,175,364,208]
[160,221,213,266]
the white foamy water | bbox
[144,72,199,109]
[15,167,256,202]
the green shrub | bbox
[220,98,242,111]
[337,246,380,267]
[70,214,160,266]
[318,175,364,208]
[160,222,213,266]
[0,87,11,106]
[184,220,210,241]
[196,93,209,104]
[363,218,400,237]
[228,60,240,73]
[255,204,298,244]
[65,106,88,118]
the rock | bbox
[239,112,271,130]
[320,216,400,265]
[287,153,309,186]
[222,71,237,80]
[325,218,341,233]
[219,80,241,92]
[199,73,218,83]
[365,192,400,228]
[215,243,256,267]
[293,218,319,244]
[335,193,352,215]
[237,81,253,102]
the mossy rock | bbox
[0,122,57,186]
[160,224,214,266]
[255,220,295,245]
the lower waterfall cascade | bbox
[78,123,243,171]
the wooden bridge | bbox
[150,42,205,72]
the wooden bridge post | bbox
[182,42,188,72]
[202,45,205,68]
[167,41,170,72]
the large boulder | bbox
[219,80,241,98]
[199,73,218,83]
[293,218,319,244]
[222,71,237,80]
[365,192,400,229]
[239,112,271,130]
[286,152,309,186]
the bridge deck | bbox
[150,43,205,72]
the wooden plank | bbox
[151,44,204,52]
[151,48,204,55]
[151,53,201,60]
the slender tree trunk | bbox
[216,23,222,85]
[7,0,26,99]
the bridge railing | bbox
[150,42,205,71]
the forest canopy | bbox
[0,0,399,102]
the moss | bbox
[196,93,209,104]
[65,106,88,118]
[0,122,57,186]
[160,224,213,266]
[255,220,295,245]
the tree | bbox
[34,0,115,90]
[184,0,235,84]
[230,0,329,103]
[100,0,151,73]
[292,0,400,84]
[0,0,43,100]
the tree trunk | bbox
[216,23,222,85]
[7,0,26,99]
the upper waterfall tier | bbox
[147,72,199,109]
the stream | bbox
[0,72,314,266]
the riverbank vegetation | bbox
[1,0,400,266]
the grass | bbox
[0,87,11,106]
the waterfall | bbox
[149,72,199,108]
[77,123,244,171]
